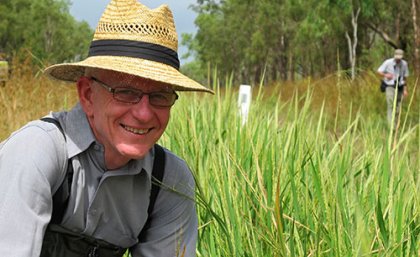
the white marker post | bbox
[238,84,252,126]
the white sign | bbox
[238,85,252,126]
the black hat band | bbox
[88,39,180,70]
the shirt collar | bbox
[393,59,402,66]
[59,103,96,159]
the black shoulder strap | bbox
[41,117,74,224]
[138,144,165,242]
[41,117,65,137]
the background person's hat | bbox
[44,0,213,93]
[394,49,404,59]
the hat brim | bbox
[44,56,214,94]
[394,54,403,59]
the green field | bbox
[1,66,419,256]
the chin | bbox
[119,145,153,160]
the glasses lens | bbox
[113,88,141,103]
[149,92,178,107]
[113,87,178,106]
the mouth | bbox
[122,124,151,135]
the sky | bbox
[69,0,199,62]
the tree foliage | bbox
[0,0,93,64]
[185,0,420,84]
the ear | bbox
[77,76,94,117]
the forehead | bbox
[93,69,173,91]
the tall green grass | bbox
[1,63,419,256]
[160,75,419,256]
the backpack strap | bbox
[138,144,165,242]
[40,117,74,224]
[41,117,65,136]
[40,118,166,240]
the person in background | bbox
[377,49,409,129]
[0,52,8,86]
[0,0,213,256]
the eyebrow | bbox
[92,76,174,92]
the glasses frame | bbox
[90,77,178,107]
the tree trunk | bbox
[44,16,54,54]
[412,0,420,73]
[288,53,295,81]
[346,7,360,81]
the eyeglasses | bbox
[90,77,178,107]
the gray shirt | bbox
[377,58,409,86]
[0,103,197,257]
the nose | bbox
[131,94,155,121]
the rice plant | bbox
[160,76,419,257]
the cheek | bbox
[158,109,171,129]
[89,96,120,130]
[92,91,116,115]
[83,89,109,117]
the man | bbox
[0,53,8,86]
[0,0,213,256]
[377,49,409,128]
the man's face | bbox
[78,70,174,168]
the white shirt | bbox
[377,58,409,86]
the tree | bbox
[186,0,417,85]
[0,0,93,64]
[366,0,412,50]
[411,0,420,73]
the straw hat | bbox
[44,0,213,93]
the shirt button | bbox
[94,145,100,151]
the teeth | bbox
[123,125,149,135]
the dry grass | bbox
[0,58,78,140]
